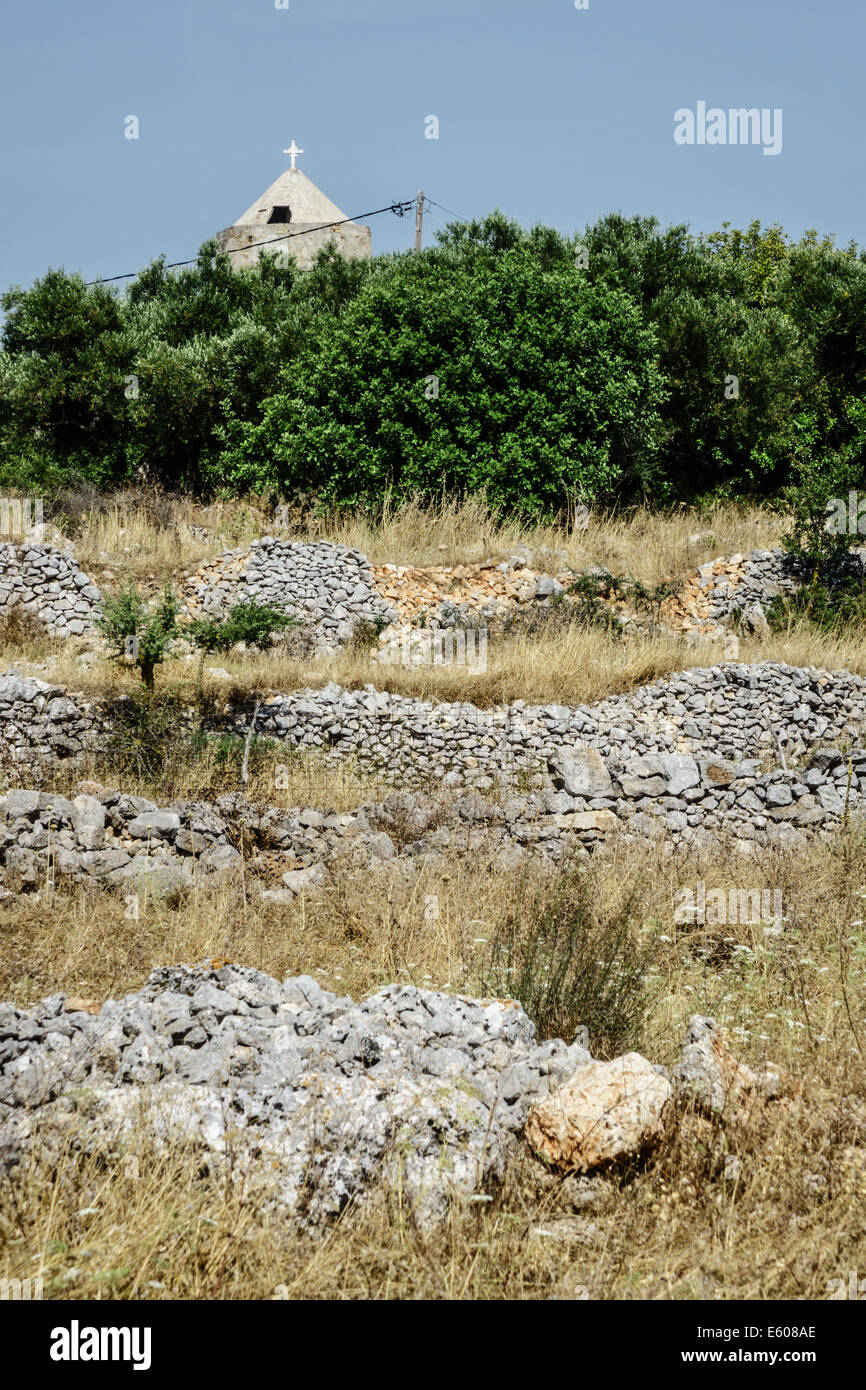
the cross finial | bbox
[283,139,303,170]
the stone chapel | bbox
[215,141,372,270]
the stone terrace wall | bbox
[181,539,399,650]
[0,545,102,637]
[0,674,108,782]
[5,662,866,795]
[4,666,866,850]
[674,547,866,633]
[238,663,866,790]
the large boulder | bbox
[618,754,700,799]
[524,1052,671,1172]
[549,745,613,797]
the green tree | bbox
[187,599,297,697]
[219,214,667,513]
[95,583,181,693]
[0,269,132,485]
[777,411,864,582]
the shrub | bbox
[101,687,186,783]
[186,599,298,699]
[477,865,651,1057]
[767,574,866,635]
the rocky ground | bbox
[0,961,801,1234]
[0,520,864,1298]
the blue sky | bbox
[1,0,864,293]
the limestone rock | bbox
[549,745,612,798]
[524,1052,671,1172]
[127,810,182,840]
[552,810,619,833]
[281,862,328,896]
[672,1015,793,1128]
[71,794,105,849]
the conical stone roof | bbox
[234,167,354,227]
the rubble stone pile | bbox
[179,538,398,650]
[0,963,591,1226]
[0,962,793,1228]
[667,547,866,635]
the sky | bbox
[1,0,864,294]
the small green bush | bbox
[767,574,866,634]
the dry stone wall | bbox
[2,735,866,906]
[181,538,399,650]
[241,662,866,788]
[0,673,107,781]
[0,536,856,655]
[4,663,866,866]
[0,544,102,637]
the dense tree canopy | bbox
[2,213,864,514]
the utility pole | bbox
[415,189,424,251]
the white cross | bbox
[283,139,304,170]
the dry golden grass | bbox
[10,610,866,715]
[298,491,785,581]
[65,489,786,589]
[71,493,273,581]
[0,830,864,1300]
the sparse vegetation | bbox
[94,581,182,693]
[0,832,863,1300]
[1,492,866,1301]
[479,865,650,1056]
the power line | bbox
[427,197,469,224]
[86,199,417,286]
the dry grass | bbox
[43,708,394,812]
[11,608,866,715]
[64,490,785,589]
[299,491,784,581]
[0,830,864,1299]
[70,493,275,583]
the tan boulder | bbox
[525,1052,671,1173]
[702,758,738,786]
[64,997,101,1015]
